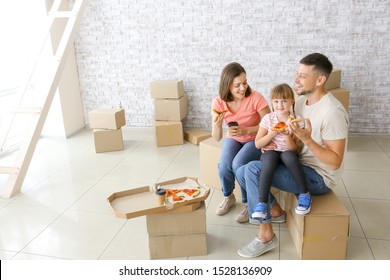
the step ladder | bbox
[0,0,88,198]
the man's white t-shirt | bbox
[295,92,349,188]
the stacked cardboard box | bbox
[107,176,209,259]
[89,108,125,153]
[146,202,207,259]
[150,80,187,147]
[325,69,350,112]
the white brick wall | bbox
[73,0,390,134]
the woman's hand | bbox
[228,125,251,137]
[211,111,225,141]
[212,111,225,126]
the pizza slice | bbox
[182,188,201,198]
[172,194,185,204]
[211,108,229,115]
[272,121,288,132]
[165,189,181,197]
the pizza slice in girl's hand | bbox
[272,121,288,132]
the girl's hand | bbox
[261,141,277,152]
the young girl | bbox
[252,83,311,219]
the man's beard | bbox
[297,86,315,96]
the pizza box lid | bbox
[107,177,210,219]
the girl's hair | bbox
[271,83,295,100]
[271,83,296,116]
[219,62,252,102]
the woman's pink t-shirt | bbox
[211,90,269,143]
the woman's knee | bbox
[232,160,246,174]
[218,161,232,174]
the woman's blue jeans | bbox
[235,160,330,224]
[218,138,261,201]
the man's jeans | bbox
[236,160,330,224]
[218,138,261,201]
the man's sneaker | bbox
[252,202,267,219]
[295,193,312,215]
[235,206,249,223]
[249,212,286,225]
[238,235,278,258]
[216,193,236,215]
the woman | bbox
[211,62,270,218]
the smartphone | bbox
[228,121,238,127]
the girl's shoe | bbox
[252,202,267,219]
[295,193,311,215]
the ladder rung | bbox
[0,166,20,175]
[49,11,75,18]
[11,107,42,114]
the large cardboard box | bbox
[150,80,184,99]
[154,121,184,147]
[281,190,350,260]
[89,108,126,129]
[148,233,207,259]
[325,69,341,91]
[199,137,241,197]
[184,129,211,145]
[329,87,350,112]
[154,94,188,121]
[147,202,207,259]
[107,178,209,259]
[147,202,206,236]
[93,128,124,153]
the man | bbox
[235,53,349,258]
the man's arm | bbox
[304,138,346,170]
[290,119,346,170]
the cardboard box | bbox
[150,80,184,99]
[148,233,207,259]
[107,177,210,219]
[185,129,212,145]
[147,202,206,236]
[93,128,124,153]
[154,121,184,147]
[325,69,341,91]
[329,87,350,112]
[154,94,188,121]
[147,202,207,259]
[281,190,350,260]
[199,137,241,197]
[89,108,126,129]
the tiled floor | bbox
[1,127,390,260]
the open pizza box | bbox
[108,176,210,219]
